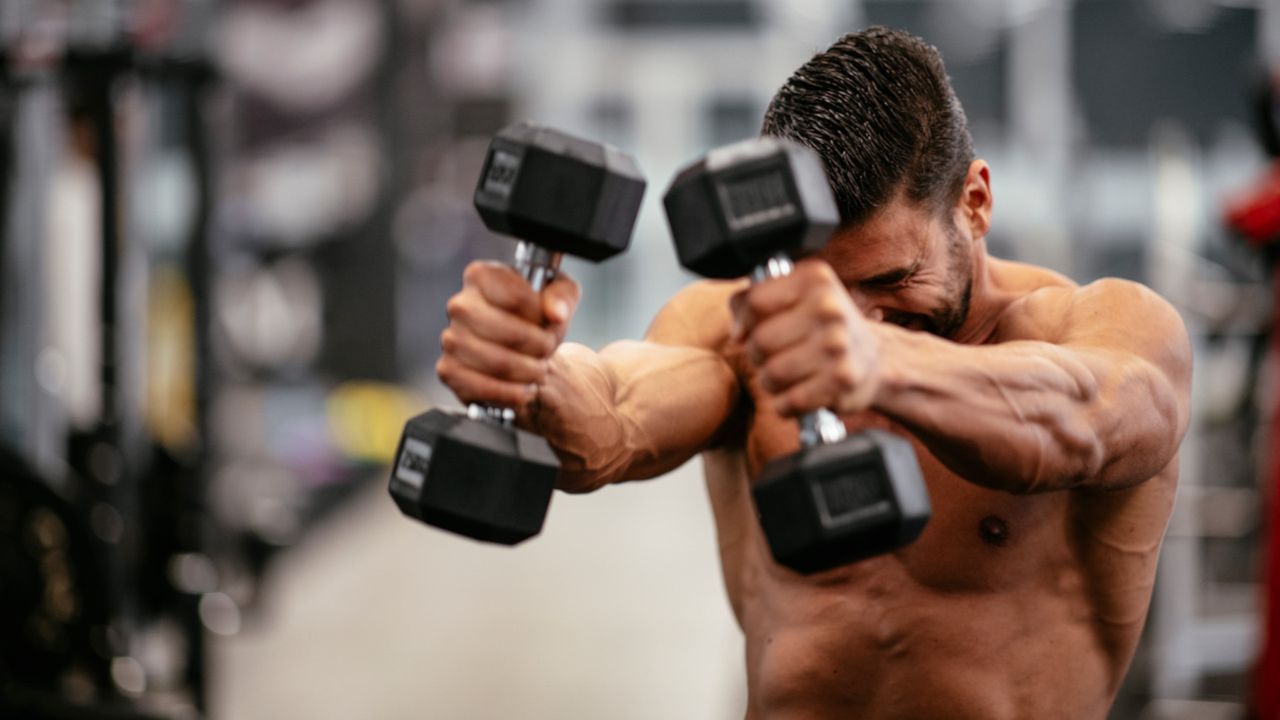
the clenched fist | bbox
[732,259,881,418]
[436,260,581,414]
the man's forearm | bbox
[872,326,1182,493]
[532,341,739,493]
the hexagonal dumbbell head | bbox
[751,430,930,574]
[389,409,559,545]
[663,136,839,279]
[474,122,647,261]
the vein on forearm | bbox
[879,332,1113,493]
[545,341,736,490]
[610,349,737,480]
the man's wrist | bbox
[869,322,924,412]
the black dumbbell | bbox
[662,136,930,573]
[389,122,646,544]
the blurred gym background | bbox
[2,0,1279,718]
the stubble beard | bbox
[928,224,973,340]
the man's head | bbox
[762,27,990,339]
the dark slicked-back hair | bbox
[762,26,974,228]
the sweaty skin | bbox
[436,161,1192,719]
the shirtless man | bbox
[436,27,1193,719]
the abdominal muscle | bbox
[701,445,1123,720]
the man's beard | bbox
[929,274,971,339]
[885,224,972,339]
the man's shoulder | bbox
[990,257,1077,297]
[991,259,1180,344]
[987,259,1075,342]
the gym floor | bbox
[209,460,746,719]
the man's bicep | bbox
[590,281,746,481]
[595,341,740,480]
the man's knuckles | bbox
[744,273,847,336]
[439,326,461,355]
[759,353,805,393]
[463,261,542,318]
[831,363,860,393]
[541,280,581,339]
[460,260,490,285]
[811,291,848,323]
[444,292,470,322]
[544,274,582,308]
[745,275,806,316]
[821,325,850,357]
[435,354,462,392]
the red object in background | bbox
[1225,164,1280,719]
[1227,162,1280,248]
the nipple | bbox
[979,515,1009,546]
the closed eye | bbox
[860,267,914,289]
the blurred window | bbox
[452,95,512,139]
[705,96,759,149]
[591,96,634,150]
[1072,0,1257,147]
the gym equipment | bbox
[389,122,645,544]
[0,4,223,712]
[0,447,111,706]
[662,136,930,573]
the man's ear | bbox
[956,159,992,241]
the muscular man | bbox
[437,27,1192,719]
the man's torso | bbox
[699,259,1178,719]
